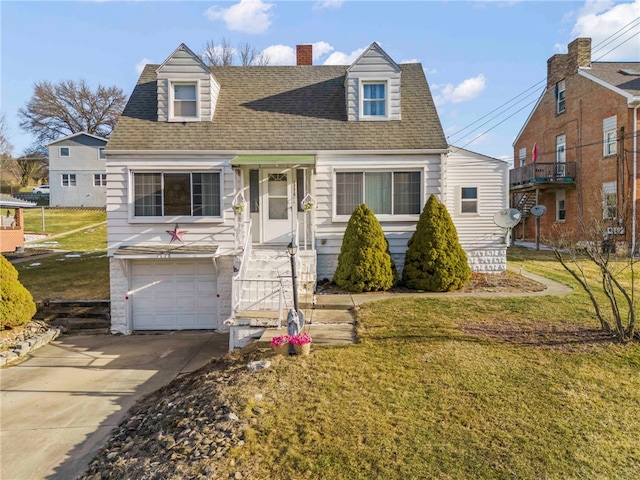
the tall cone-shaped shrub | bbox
[333,204,395,293]
[402,194,471,292]
[1,255,37,329]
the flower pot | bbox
[273,343,290,356]
[294,343,311,356]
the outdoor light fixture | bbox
[287,241,297,257]
[287,241,299,315]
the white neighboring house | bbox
[105,42,508,346]
[48,132,108,207]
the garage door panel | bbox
[132,260,218,330]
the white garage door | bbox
[131,260,218,330]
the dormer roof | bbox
[347,42,401,74]
[156,43,210,75]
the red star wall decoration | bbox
[166,224,187,244]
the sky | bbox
[1,0,639,161]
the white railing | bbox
[233,278,285,327]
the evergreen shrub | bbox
[333,204,395,293]
[0,255,37,329]
[402,194,471,292]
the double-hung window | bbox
[62,174,76,187]
[98,147,106,160]
[133,172,221,218]
[556,80,566,114]
[335,170,421,216]
[602,182,617,220]
[362,82,386,117]
[603,116,617,156]
[460,187,478,214]
[518,147,526,167]
[556,190,566,222]
[94,174,107,186]
[171,82,198,119]
[60,147,70,157]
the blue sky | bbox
[2,0,639,160]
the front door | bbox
[262,168,293,243]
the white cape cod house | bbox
[106,42,508,344]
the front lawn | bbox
[22,207,106,236]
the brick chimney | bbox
[547,37,591,88]
[296,44,313,66]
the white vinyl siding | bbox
[156,45,220,122]
[346,43,401,121]
[603,116,617,156]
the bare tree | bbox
[202,38,235,66]
[202,39,269,66]
[550,191,636,342]
[18,79,126,146]
[9,147,48,187]
[0,114,13,159]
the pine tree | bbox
[333,204,395,293]
[402,194,471,291]
[1,255,37,328]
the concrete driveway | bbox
[0,331,229,480]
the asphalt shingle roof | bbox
[586,62,640,97]
[108,64,447,152]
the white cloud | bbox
[399,58,419,64]
[323,46,366,65]
[569,0,640,60]
[312,41,334,61]
[424,67,438,76]
[313,0,345,11]
[205,0,274,34]
[433,74,487,106]
[135,58,153,75]
[261,44,296,65]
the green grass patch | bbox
[23,208,106,235]
[15,252,109,301]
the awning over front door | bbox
[230,155,315,166]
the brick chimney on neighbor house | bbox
[547,37,592,88]
[296,45,313,66]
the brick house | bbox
[510,38,640,252]
[0,194,36,253]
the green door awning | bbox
[231,155,315,166]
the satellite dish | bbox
[530,205,547,217]
[493,209,522,228]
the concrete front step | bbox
[50,317,111,330]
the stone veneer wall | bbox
[109,258,129,334]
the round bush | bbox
[1,255,37,329]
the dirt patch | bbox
[461,318,617,352]
[316,271,546,295]
[0,320,51,352]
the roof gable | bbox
[47,132,108,146]
[156,43,210,75]
[347,42,401,74]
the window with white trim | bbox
[556,190,566,222]
[460,187,478,214]
[556,134,566,162]
[62,174,76,187]
[133,172,221,217]
[518,147,526,167]
[556,80,565,114]
[602,181,617,220]
[60,147,70,157]
[98,147,106,160]
[335,171,421,216]
[603,116,617,156]
[94,174,107,186]
[361,82,386,117]
[171,82,198,120]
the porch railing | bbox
[232,278,285,327]
[509,162,576,188]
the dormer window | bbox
[362,82,386,117]
[171,82,198,120]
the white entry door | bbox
[262,168,293,244]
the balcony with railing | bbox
[509,162,576,190]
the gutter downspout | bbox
[633,104,639,255]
